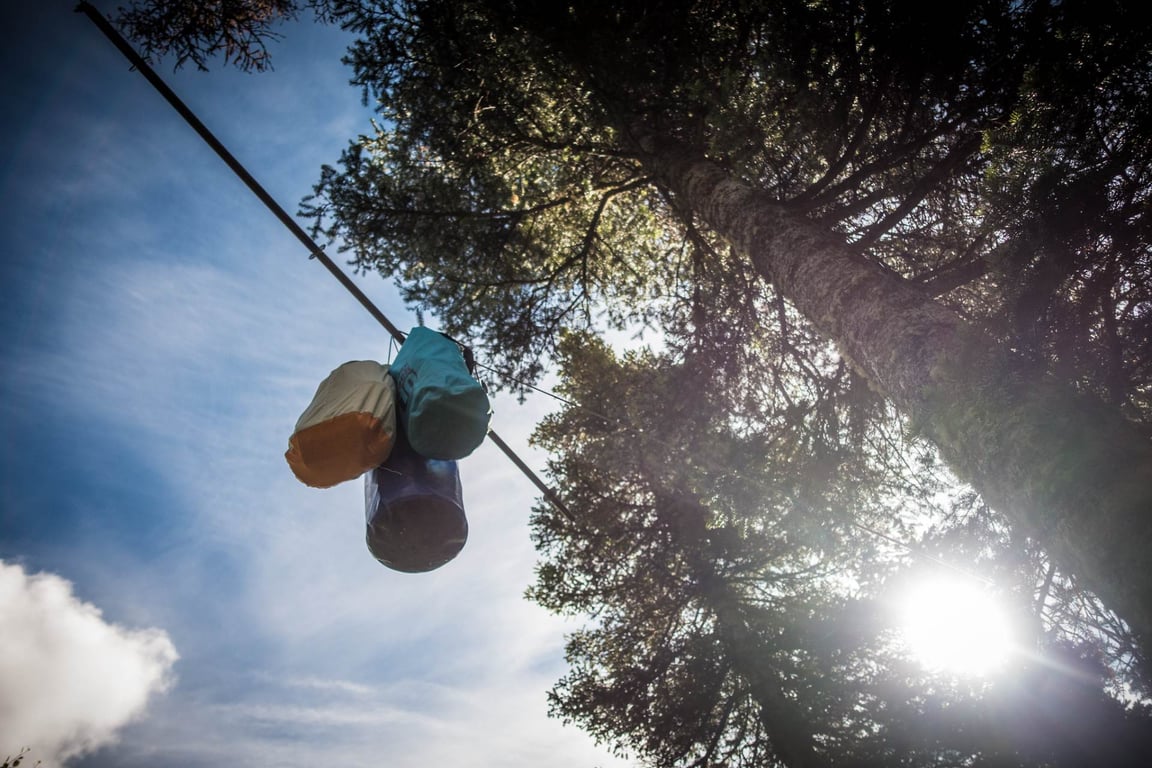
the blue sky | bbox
[0,2,628,766]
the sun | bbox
[896,576,1016,676]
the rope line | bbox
[75,2,407,345]
[75,0,572,521]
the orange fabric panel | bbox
[285,411,395,488]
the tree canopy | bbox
[115,1,1152,765]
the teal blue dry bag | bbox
[390,327,490,460]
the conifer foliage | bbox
[117,2,1152,765]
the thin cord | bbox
[478,364,994,585]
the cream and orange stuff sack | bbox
[285,361,397,488]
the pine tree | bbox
[529,335,1152,767]
[113,1,1152,763]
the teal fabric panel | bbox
[390,327,490,459]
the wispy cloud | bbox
[81,668,624,768]
[268,674,378,697]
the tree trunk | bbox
[669,497,834,768]
[713,594,834,768]
[636,130,1152,660]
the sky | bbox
[0,2,630,766]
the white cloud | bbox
[0,561,178,768]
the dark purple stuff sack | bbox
[364,428,468,573]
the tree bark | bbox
[636,130,1152,661]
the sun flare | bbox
[897,577,1016,676]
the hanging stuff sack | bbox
[285,360,397,488]
[365,426,468,573]
[390,327,490,460]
